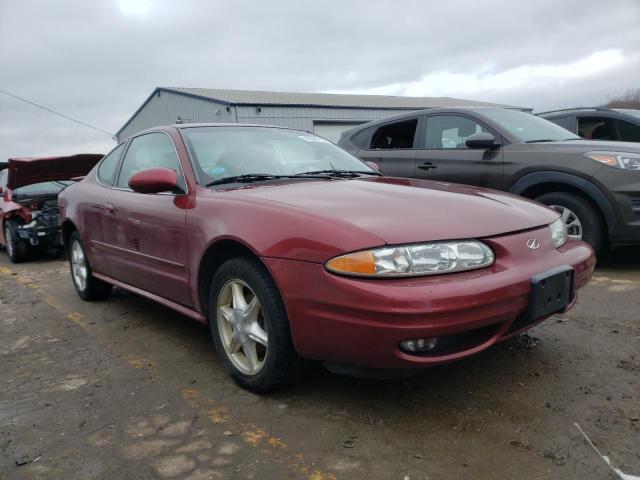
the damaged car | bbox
[59,125,595,393]
[0,154,103,263]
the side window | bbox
[615,120,640,142]
[548,116,574,131]
[577,116,620,141]
[97,143,125,185]
[0,170,7,189]
[351,127,375,149]
[116,133,186,191]
[425,115,488,149]
[370,119,418,149]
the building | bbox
[116,87,526,143]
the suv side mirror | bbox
[465,132,499,149]
[129,168,179,194]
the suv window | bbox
[370,119,417,149]
[578,116,620,141]
[425,115,488,149]
[615,119,640,142]
[351,127,375,149]
[116,132,185,191]
[548,116,573,131]
[97,143,125,185]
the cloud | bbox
[0,0,639,159]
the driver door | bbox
[103,132,191,306]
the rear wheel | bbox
[535,191,605,253]
[68,232,112,300]
[4,220,29,263]
[208,256,308,393]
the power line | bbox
[0,88,115,138]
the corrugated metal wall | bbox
[117,90,410,141]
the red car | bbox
[58,124,595,392]
[1,154,102,263]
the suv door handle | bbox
[103,202,115,215]
[417,162,437,171]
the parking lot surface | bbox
[1,250,639,480]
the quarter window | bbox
[370,119,418,149]
[116,133,185,191]
[425,115,488,149]
[97,143,125,185]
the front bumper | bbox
[263,226,595,370]
[16,224,61,247]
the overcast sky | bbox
[1,0,639,159]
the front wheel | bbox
[4,220,29,263]
[68,232,112,301]
[535,191,605,253]
[209,256,308,393]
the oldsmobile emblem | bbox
[526,238,540,250]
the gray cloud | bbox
[1,0,639,159]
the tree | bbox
[601,89,640,109]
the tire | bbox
[4,220,29,263]
[535,191,605,253]
[68,231,112,301]
[208,256,308,393]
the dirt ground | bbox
[1,248,639,480]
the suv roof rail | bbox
[537,107,616,116]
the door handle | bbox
[103,202,115,215]
[417,162,437,171]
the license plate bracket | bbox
[523,265,574,322]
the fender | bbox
[509,171,618,230]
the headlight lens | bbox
[325,241,495,277]
[550,217,568,248]
[585,151,640,170]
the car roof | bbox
[343,106,512,128]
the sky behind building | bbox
[1,0,639,159]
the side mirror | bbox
[365,161,382,173]
[129,168,179,194]
[465,132,499,149]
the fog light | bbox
[400,337,438,353]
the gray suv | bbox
[337,107,640,253]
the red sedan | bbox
[58,124,595,392]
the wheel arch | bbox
[196,238,263,318]
[509,171,615,233]
[61,219,78,253]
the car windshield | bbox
[180,126,374,185]
[13,180,72,197]
[614,109,640,119]
[482,109,581,143]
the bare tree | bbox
[601,89,640,109]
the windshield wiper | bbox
[295,169,382,177]
[525,139,556,143]
[206,173,331,187]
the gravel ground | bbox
[1,248,639,479]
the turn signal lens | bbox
[325,250,376,275]
[325,241,495,277]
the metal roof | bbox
[165,87,525,110]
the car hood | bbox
[230,177,558,245]
[6,154,103,190]
[528,139,640,153]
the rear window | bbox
[370,119,418,149]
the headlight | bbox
[550,217,567,248]
[585,151,640,170]
[325,241,495,277]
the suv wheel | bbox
[209,256,308,393]
[535,192,605,253]
[4,220,29,263]
[68,232,112,300]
